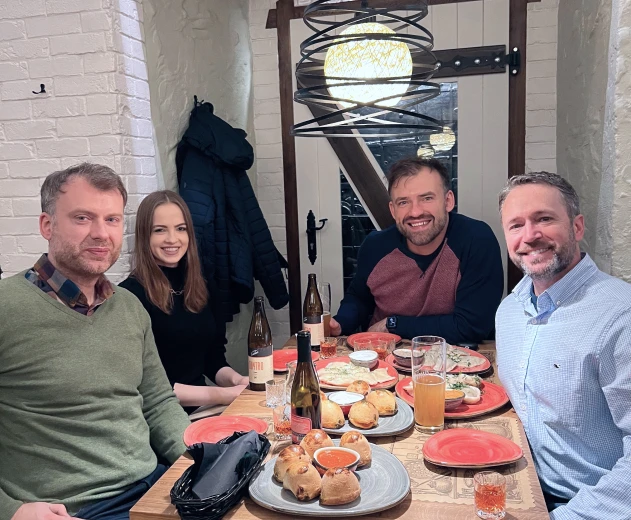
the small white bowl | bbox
[327,391,365,415]
[349,350,378,369]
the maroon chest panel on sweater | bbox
[367,245,461,325]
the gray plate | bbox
[323,397,414,437]
[248,442,410,517]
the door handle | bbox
[306,210,327,265]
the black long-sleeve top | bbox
[119,262,229,387]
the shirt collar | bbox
[33,254,114,307]
[512,253,598,309]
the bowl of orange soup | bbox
[313,446,360,476]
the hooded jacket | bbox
[176,101,289,322]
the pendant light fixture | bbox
[293,0,444,138]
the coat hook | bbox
[32,83,46,95]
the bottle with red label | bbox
[290,330,322,443]
[247,296,274,391]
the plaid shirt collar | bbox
[28,254,114,313]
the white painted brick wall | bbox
[0,0,159,281]
[248,0,559,336]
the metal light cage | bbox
[292,0,444,138]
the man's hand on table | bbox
[367,318,388,333]
[329,317,342,336]
[218,384,248,405]
[11,503,83,520]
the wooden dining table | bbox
[130,338,550,520]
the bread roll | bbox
[300,429,334,458]
[346,380,371,396]
[366,389,397,416]
[320,390,328,401]
[320,467,361,506]
[321,400,345,429]
[340,430,372,467]
[273,445,311,482]
[282,460,322,501]
[348,400,379,429]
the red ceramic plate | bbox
[386,353,412,373]
[347,332,402,349]
[395,377,509,419]
[183,416,268,446]
[273,349,319,372]
[315,356,399,390]
[422,428,523,468]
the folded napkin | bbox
[188,430,265,499]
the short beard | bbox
[511,229,577,282]
[397,210,448,248]
[49,235,120,279]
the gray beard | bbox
[512,233,577,282]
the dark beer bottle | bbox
[247,296,274,391]
[303,273,324,349]
[290,330,322,443]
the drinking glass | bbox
[412,335,446,434]
[273,404,292,441]
[474,471,507,519]
[320,337,338,359]
[286,360,297,402]
[353,338,372,351]
[265,376,287,408]
[371,339,391,361]
[319,282,332,336]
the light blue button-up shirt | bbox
[496,254,631,520]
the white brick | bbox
[84,52,116,73]
[114,34,145,61]
[0,199,12,217]
[86,93,117,115]
[55,75,108,96]
[527,9,558,28]
[253,70,279,86]
[254,113,281,130]
[256,128,281,145]
[258,172,283,187]
[249,8,269,26]
[528,43,557,61]
[526,126,557,143]
[123,137,155,156]
[0,21,26,41]
[118,55,148,80]
[263,213,286,227]
[256,157,283,173]
[120,156,142,174]
[139,157,157,175]
[259,200,285,216]
[0,254,44,273]
[133,79,150,100]
[1,79,50,101]
[57,115,112,137]
[130,119,154,138]
[36,138,89,158]
[90,136,120,155]
[0,142,35,161]
[46,0,101,14]
[50,33,106,55]
[13,199,43,217]
[250,26,275,40]
[0,39,49,61]
[9,159,60,178]
[81,11,111,32]
[0,179,41,197]
[109,73,136,96]
[255,84,281,101]
[253,54,278,72]
[527,93,556,110]
[528,26,557,44]
[0,236,17,252]
[526,142,556,160]
[0,163,8,179]
[252,38,278,56]
[4,120,56,140]
[25,14,81,37]
[18,235,48,252]
[254,99,280,115]
[527,60,557,78]
[0,0,45,19]
[115,0,142,20]
[0,61,28,81]
[257,186,284,202]
[126,175,158,194]
[119,95,151,119]
[256,143,282,159]
[118,12,143,41]
[526,158,557,172]
[527,76,556,94]
[526,109,556,127]
[32,97,85,118]
[29,55,83,78]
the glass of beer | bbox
[412,335,446,434]
[474,471,506,519]
[319,282,332,336]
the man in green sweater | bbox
[0,163,190,520]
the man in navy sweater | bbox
[330,158,504,344]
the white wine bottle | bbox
[290,330,322,443]
[247,296,274,391]
[303,273,324,350]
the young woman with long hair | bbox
[120,190,248,411]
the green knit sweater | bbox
[0,272,190,519]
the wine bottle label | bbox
[291,412,312,444]
[303,322,324,347]
[248,355,273,384]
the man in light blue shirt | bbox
[495,171,631,520]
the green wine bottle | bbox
[290,330,322,443]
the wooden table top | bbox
[130,339,549,520]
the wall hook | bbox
[32,84,46,94]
